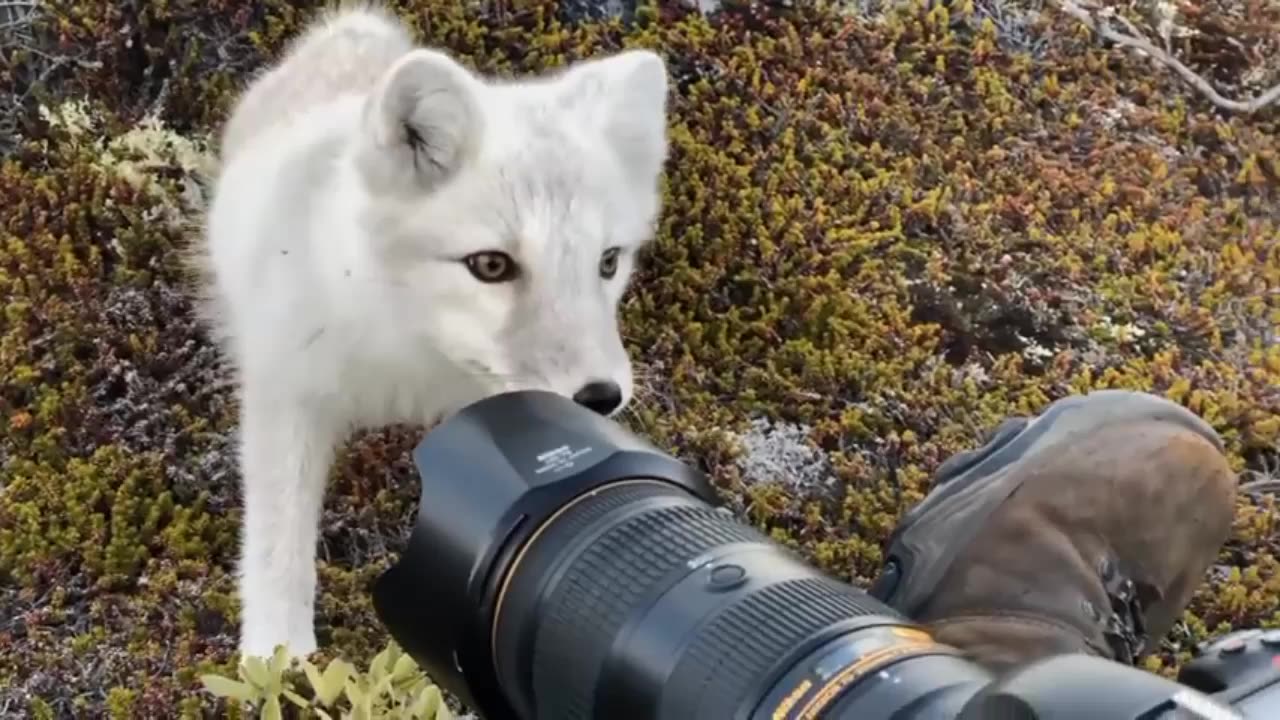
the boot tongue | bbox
[933,417,1031,488]
[882,415,1031,547]
[868,416,1035,612]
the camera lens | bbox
[375,390,1253,720]
[488,478,982,720]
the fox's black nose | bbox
[573,380,623,416]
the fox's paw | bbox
[237,584,318,661]
[239,625,318,662]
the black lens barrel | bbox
[492,479,978,720]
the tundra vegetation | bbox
[1,0,1277,717]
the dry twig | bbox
[1052,0,1280,114]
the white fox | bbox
[192,2,670,658]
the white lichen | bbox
[731,417,835,491]
[38,99,215,203]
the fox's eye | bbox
[599,247,621,279]
[464,251,519,283]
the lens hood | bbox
[371,389,717,718]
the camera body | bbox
[372,390,1278,720]
[1176,627,1280,716]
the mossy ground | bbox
[2,0,1278,716]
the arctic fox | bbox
[193,2,670,659]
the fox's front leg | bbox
[234,385,339,659]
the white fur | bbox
[193,2,669,658]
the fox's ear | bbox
[356,49,482,195]
[557,49,669,186]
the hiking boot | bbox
[867,389,1237,672]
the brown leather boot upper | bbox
[869,390,1237,674]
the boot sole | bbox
[868,389,1224,618]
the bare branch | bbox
[1052,0,1280,115]
[1240,479,1280,497]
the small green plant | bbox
[199,642,454,720]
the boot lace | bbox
[1098,554,1149,664]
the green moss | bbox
[105,686,138,719]
[2,0,1278,716]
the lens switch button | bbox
[707,563,747,592]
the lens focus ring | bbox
[494,481,766,720]
[657,574,889,717]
